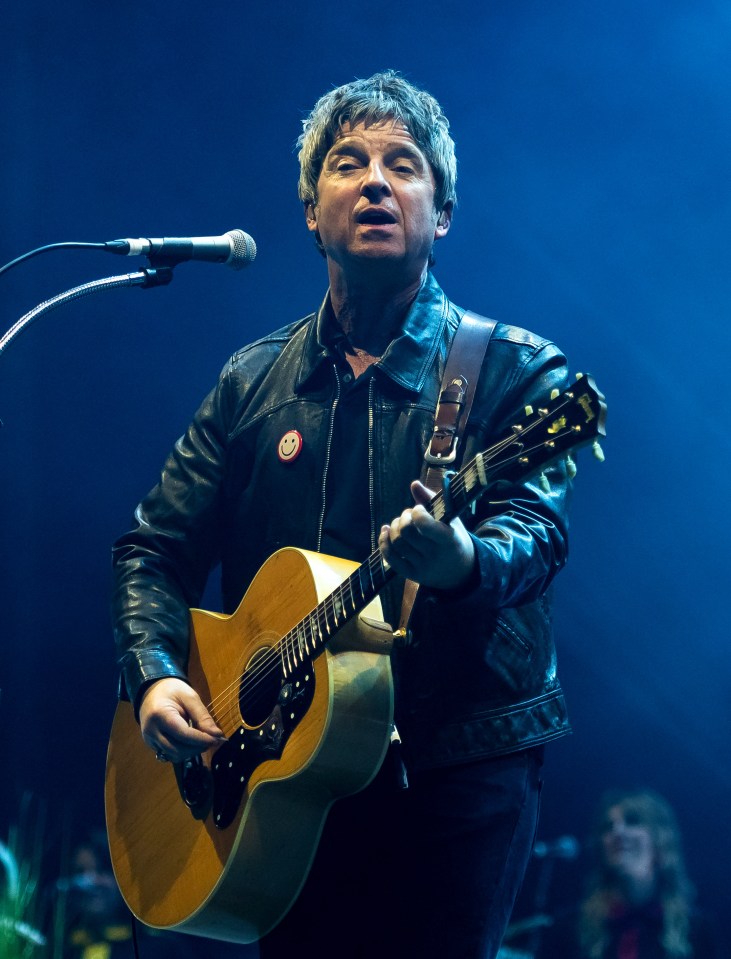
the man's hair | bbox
[297,70,457,213]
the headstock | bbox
[485,372,607,484]
[431,373,607,524]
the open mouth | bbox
[356,208,397,225]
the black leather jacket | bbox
[112,273,572,771]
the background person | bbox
[537,788,720,959]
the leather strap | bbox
[395,310,497,642]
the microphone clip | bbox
[139,266,175,288]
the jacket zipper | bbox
[368,375,377,554]
[316,364,341,552]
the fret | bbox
[463,464,477,496]
[355,564,369,603]
[372,553,390,590]
[367,554,380,588]
[280,632,293,677]
[346,574,357,612]
[322,592,342,634]
[331,592,342,627]
[296,623,306,662]
[301,616,312,656]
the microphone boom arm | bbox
[0,267,173,359]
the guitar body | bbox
[105,547,394,943]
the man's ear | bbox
[435,201,453,239]
[304,200,318,233]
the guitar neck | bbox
[280,549,394,669]
[279,451,485,667]
[280,374,606,669]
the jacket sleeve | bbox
[431,335,572,613]
[111,364,235,713]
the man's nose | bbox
[361,161,392,197]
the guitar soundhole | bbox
[239,646,282,727]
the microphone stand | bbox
[524,857,557,958]
[0,266,173,359]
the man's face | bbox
[305,119,451,276]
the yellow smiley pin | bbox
[277,429,303,463]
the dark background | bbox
[1,1,729,954]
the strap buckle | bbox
[423,375,467,466]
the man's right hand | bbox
[139,677,227,763]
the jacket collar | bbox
[295,271,450,394]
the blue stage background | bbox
[1,1,729,952]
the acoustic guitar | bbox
[105,374,606,943]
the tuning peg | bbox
[539,472,551,493]
[566,454,577,478]
[524,404,534,416]
[550,388,560,400]
[592,440,605,462]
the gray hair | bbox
[297,70,457,213]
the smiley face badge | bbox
[277,429,303,464]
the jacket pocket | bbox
[494,614,534,657]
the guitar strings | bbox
[201,405,579,733]
[204,549,389,731]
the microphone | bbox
[56,874,98,892]
[104,229,256,270]
[532,835,580,859]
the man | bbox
[112,70,572,958]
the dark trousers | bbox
[258,746,543,959]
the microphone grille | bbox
[226,230,257,269]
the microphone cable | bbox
[0,242,108,278]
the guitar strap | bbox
[395,309,497,642]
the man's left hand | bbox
[378,480,476,590]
